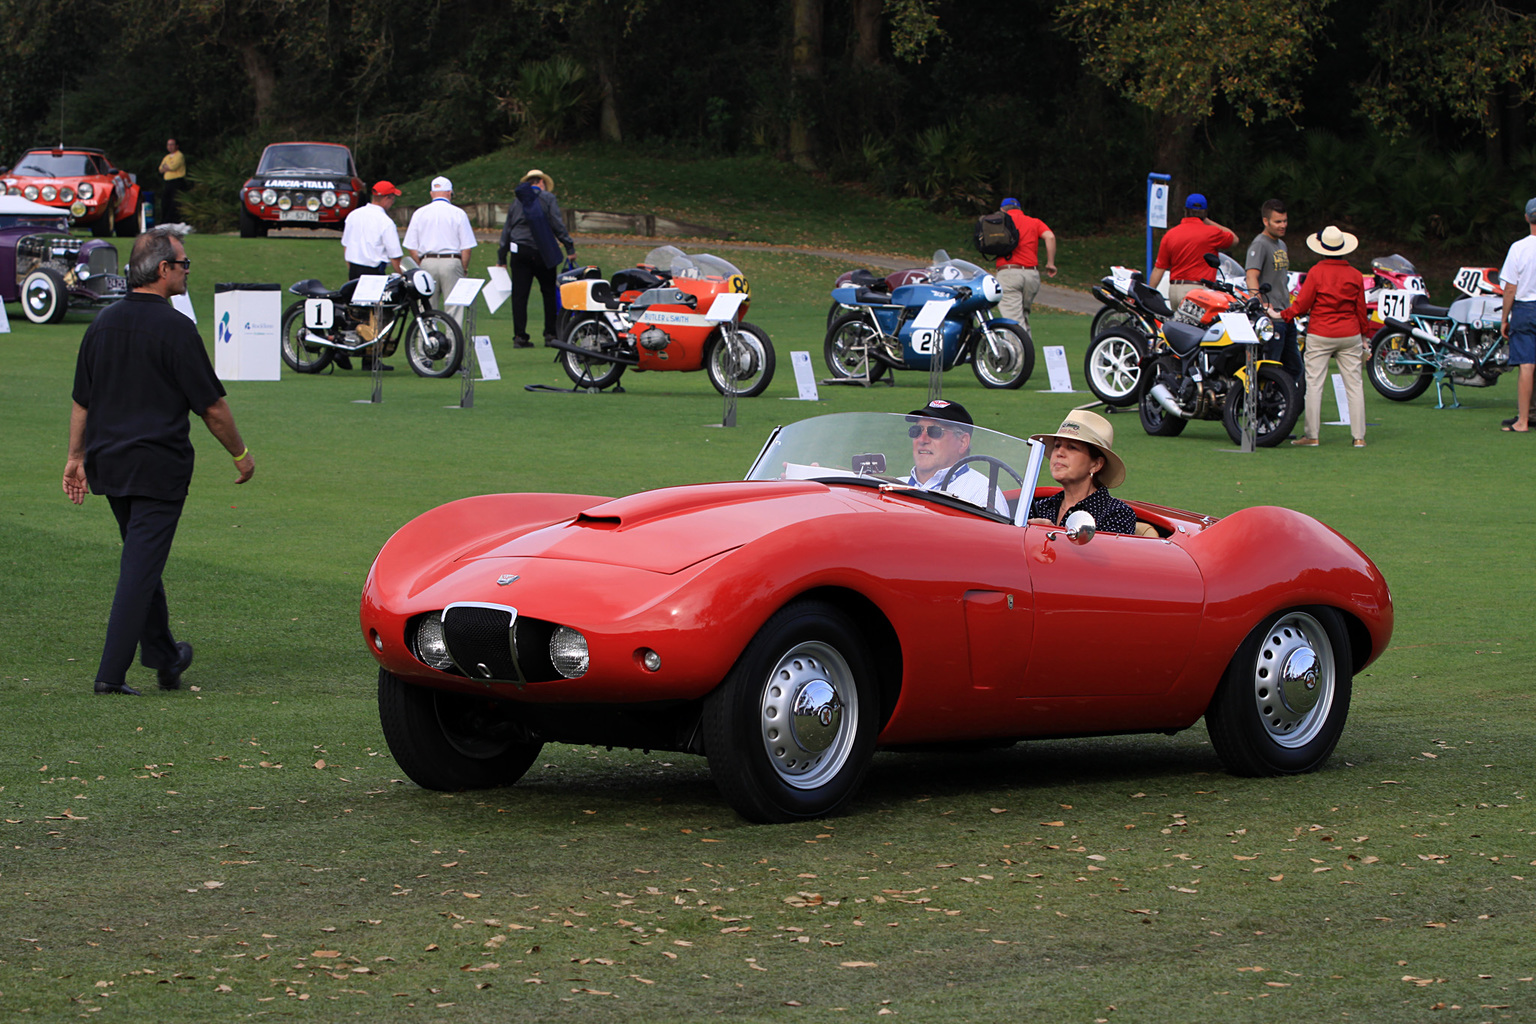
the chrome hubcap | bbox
[759,641,857,789]
[1250,611,1335,748]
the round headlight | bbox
[550,627,589,678]
[23,185,39,200]
[6,186,18,195]
[277,194,292,211]
[338,192,352,208]
[321,190,337,207]
[1255,317,1277,343]
[306,195,321,211]
[413,615,454,671]
[77,182,93,200]
[59,186,74,202]
[40,185,57,201]
[246,188,262,205]
[982,274,1001,303]
[261,188,277,206]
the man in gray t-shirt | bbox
[1245,199,1302,381]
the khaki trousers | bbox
[996,266,1041,332]
[1303,332,1366,442]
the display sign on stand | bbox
[1216,312,1261,453]
[913,299,954,404]
[785,351,820,401]
[483,266,512,314]
[350,276,389,405]
[212,283,281,381]
[705,293,747,427]
[1041,345,1076,392]
[0,300,10,334]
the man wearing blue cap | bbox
[993,198,1056,333]
[1149,193,1236,309]
[1497,197,1536,432]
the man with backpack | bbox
[978,198,1056,333]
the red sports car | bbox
[239,142,364,237]
[360,412,1393,822]
[2,146,143,237]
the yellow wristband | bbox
[233,447,249,462]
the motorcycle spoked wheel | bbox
[970,321,1034,389]
[279,300,335,373]
[706,322,776,398]
[1366,326,1433,402]
[561,317,627,390]
[404,309,465,378]
[1222,364,1301,447]
[824,313,890,383]
[1138,354,1188,437]
[1083,327,1147,407]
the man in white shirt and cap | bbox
[341,180,404,281]
[403,175,478,326]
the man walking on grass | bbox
[1499,197,1536,433]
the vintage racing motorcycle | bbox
[280,266,464,378]
[1368,292,1510,406]
[555,246,775,396]
[823,250,1035,389]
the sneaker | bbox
[94,681,142,695]
[1352,438,1367,448]
[1290,437,1319,447]
[157,641,194,691]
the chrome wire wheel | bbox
[758,640,859,790]
[1247,611,1336,749]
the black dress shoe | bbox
[95,681,142,695]
[512,336,533,349]
[157,641,194,691]
[543,334,557,347]
[360,359,395,371]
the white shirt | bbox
[905,465,1010,515]
[1500,234,1536,302]
[403,197,478,258]
[340,202,402,267]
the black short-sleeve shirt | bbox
[71,292,226,500]
[1028,487,1138,536]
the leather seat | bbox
[1163,319,1205,355]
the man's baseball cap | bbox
[1524,196,1536,219]
[1000,197,1020,209]
[1185,193,1208,210]
[431,176,453,192]
[372,180,401,197]
[905,399,974,429]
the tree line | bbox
[3,0,1533,247]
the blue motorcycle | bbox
[823,250,1035,389]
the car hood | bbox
[462,480,855,574]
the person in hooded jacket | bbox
[498,169,576,347]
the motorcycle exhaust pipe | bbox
[1384,317,1439,347]
[304,331,337,348]
[1149,383,1191,418]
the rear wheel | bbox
[824,313,889,382]
[1138,355,1188,437]
[971,320,1034,389]
[1222,364,1301,447]
[706,321,776,397]
[561,316,627,389]
[1205,608,1352,776]
[279,300,335,373]
[1367,327,1432,401]
[404,309,464,377]
[377,670,543,791]
[21,267,69,324]
[1084,327,1146,406]
[1089,306,1141,341]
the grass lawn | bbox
[1,229,1534,1022]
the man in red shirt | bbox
[993,198,1056,333]
[1149,193,1237,308]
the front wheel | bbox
[377,670,543,791]
[971,320,1034,389]
[1084,328,1146,406]
[1089,305,1141,341]
[703,600,879,823]
[1222,364,1301,447]
[405,309,464,377]
[279,300,335,373]
[824,313,889,382]
[1205,608,1352,776]
[238,207,269,239]
[706,321,776,397]
[21,267,69,324]
[1367,327,1432,401]
[561,316,627,389]
[89,204,114,238]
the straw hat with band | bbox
[1306,225,1359,257]
[521,168,555,192]
[1030,409,1126,490]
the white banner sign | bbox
[1148,182,1169,229]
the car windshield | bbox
[644,245,742,279]
[13,152,96,177]
[257,144,353,176]
[745,412,1044,523]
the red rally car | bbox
[2,146,143,237]
[239,142,364,237]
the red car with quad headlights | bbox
[2,146,143,237]
[360,412,1393,823]
[239,142,364,238]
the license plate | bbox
[280,210,319,222]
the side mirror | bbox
[1065,510,1096,545]
[1204,252,1221,268]
[1260,282,1272,295]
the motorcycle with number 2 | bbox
[280,265,464,377]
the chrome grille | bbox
[87,247,118,276]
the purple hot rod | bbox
[0,195,127,323]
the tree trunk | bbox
[237,43,277,128]
[850,0,881,66]
[789,0,823,171]
[1154,112,1197,185]
[597,56,622,143]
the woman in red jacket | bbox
[1274,226,1375,447]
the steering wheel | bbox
[938,455,1024,515]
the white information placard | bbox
[1148,182,1169,229]
[1326,372,1351,426]
[474,335,500,381]
[912,299,955,331]
[785,350,820,401]
[1042,345,1075,392]
[351,274,388,305]
[445,277,484,308]
[171,293,197,323]
[0,300,10,333]
[1217,311,1259,344]
[484,266,512,313]
[705,292,746,323]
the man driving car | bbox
[904,400,1009,514]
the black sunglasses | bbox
[164,258,191,269]
[909,424,951,440]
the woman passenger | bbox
[1026,410,1137,535]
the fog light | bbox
[641,649,661,672]
[550,626,589,678]
[414,614,453,671]
[70,202,87,218]
[277,194,292,211]
[305,195,321,211]
[371,631,384,652]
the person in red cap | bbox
[342,180,404,281]
[1149,193,1237,309]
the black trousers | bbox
[159,179,181,224]
[347,261,388,281]
[508,248,558,340]
[96,494,185,687]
